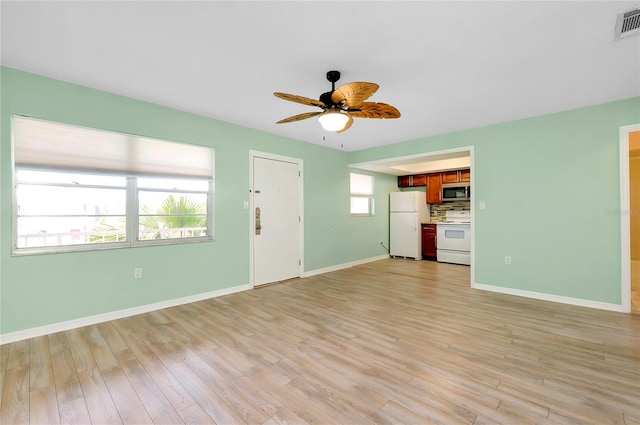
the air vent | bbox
[615,8,640,40]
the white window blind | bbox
[350,172,374,216]
[350,173,373,195]
[12,116,213,179]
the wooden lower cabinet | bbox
[422,224,437,260]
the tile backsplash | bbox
[429,201,471,222]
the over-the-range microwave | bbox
[442,183,470,202]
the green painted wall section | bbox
[0,67,392,334]
[2,66,638,335]
[349,97,640,304]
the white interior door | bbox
[252,156,301,286]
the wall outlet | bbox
[504,256,512,265]
[134,268,143,279]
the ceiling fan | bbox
[274,70,400,133]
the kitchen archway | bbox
[349,146,475,286]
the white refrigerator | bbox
[390,191,430,260]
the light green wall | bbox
[0,67,394,334]
[349,97,640,304]
[2,67,638,336]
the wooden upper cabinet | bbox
[399,169,468,197]
[442,171,459,184]
[412,174,427,186]
[398,175,412,187]
[426,173,442,204]
[441,169,471,184]
[397,174,426,187]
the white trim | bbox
[471,282,627,312]
[468,146,476,287]
[0,283,252,345]
[302,254,389,278]
[249,150,304,288]
[620,124,640,314]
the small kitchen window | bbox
[350,172,374,216]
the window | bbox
[137,177,210,241]
[15,170,127,248]
[12,116,214,254]
[350,172,374,216]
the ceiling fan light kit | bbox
[318,110,349,131]
[274,70,400,134]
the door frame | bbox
[249,150,304,288]
[349,145,474,284]
[619,124,640,313]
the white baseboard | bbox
[3,264,626,344]
[303,254,390,278]
[471,282,628,313]
[1,254,390,344]
[0,283,253,345]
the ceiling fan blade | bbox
[348,102,401,119]
[276,111,323,124]
[274,92,326,108]
[331,82,379,108]
[336,114,354,133]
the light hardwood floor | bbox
[1,259,639,425]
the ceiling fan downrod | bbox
[321,70,341,108]
[326,70,340,90]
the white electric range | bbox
[436,211,471,265]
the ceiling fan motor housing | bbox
[320,70,341,107]
[319,91,336,108]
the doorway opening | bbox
[628,130,640,311]
[620,124,640,313]
[349,146,475,285]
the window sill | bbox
[11,236,214,256]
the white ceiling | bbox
[2,1,639,161]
